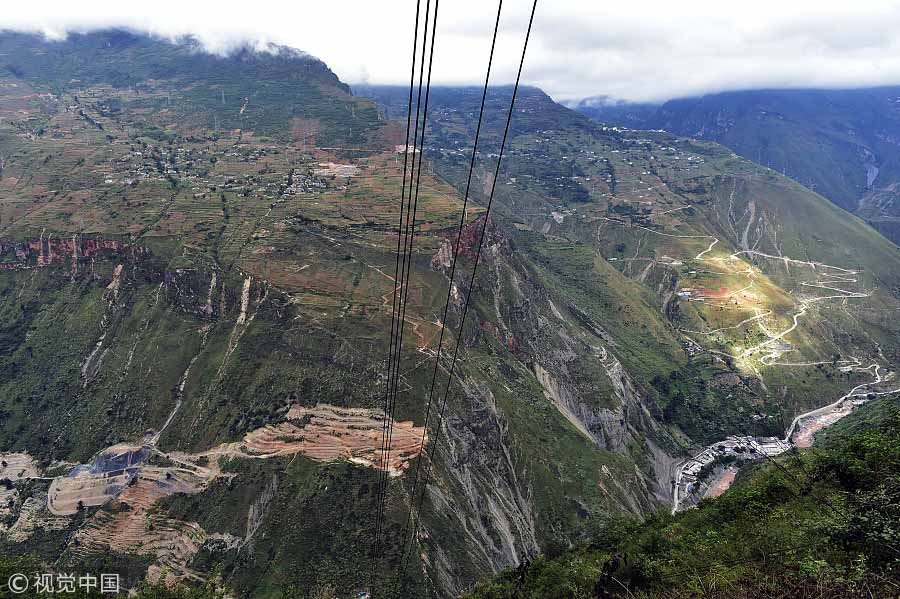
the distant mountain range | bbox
[569,89,900,244]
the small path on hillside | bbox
[594,214,896,513]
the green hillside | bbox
[358,84,900,434]
[0,31,896,599]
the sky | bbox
[5,0,900,103]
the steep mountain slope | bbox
[0,30,897,599]
[0,29,378,146]
[463,396,900,599]
[570,88,900,244]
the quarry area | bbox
[1,404,425,583]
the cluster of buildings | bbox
[101,138,332,202]
[675,434,791,508]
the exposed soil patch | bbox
[704,467,738,498]
[19,404,426,586]
[202,404,426,477]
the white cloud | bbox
[5,0,900,102]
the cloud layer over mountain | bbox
[6,0,900,102]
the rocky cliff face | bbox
[482,226,679,504]
[0,235,137,270]
[399,212,685,595]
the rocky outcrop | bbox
[431,216,506,274]
[0,234,141,270]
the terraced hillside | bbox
[0,30,897,599]
[570,88,900,245]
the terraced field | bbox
[2,402,427,585]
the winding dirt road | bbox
[598,211,897,514]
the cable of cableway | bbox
[370,0,423,589]
[370,0,441,594]
[394,0,505,575]
[396,0,538,584]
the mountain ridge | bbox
[570,88,900,245]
